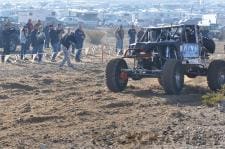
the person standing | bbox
[74,24,85,62]
[59,30,75,68]
[44,24,50,48]
[66,28,76,55]
[56,24,64,50]
[49,25,60,62]
[128,25,136,45]
[30,24,38,61]
[26,19,33,34]
[1,22,12,63]
[30,25,45,63]
[115,25,124,55]
[1,21,18,63]
[137,28,145,42]
[20,26,29,60]
[57,24,64,38]
[26,19,34,51]
[36,20,42,28]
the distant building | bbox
[17,9,57,24]
[200,14,217,26]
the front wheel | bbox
[158,77,163,86]
[207,60,225,91]
[161,59,184,94]
[106,58,128,92]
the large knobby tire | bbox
[161,59,184,94]
[186,73,197,78]
[158,77,163,86]
[207,60,225,91]
[106,58,128,92]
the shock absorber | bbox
[166,46,170,58]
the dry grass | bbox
[86,30,106,45]
[202,86,225,106]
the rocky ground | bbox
[0,42,225,149]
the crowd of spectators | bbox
[0,19,146,67]
[0,19,86,68]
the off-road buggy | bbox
[106,25,225,94]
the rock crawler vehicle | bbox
[105,25,225,94]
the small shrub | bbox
[202,86,225,106]
[87,30,105,45]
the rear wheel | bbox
[207,60,225,91]
[106,58,128,92]
[161,59,184,94]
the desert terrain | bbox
[1,35,225,148]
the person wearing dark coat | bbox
[26,19,33,34]
[59,30,75,68]
[56,24,64,40]
[25,19,34,51]
[30,24,46,63]
[128,25,136,44]
[67,28,76,54]
[56,23,64,51]
[49,25,60,62]
[30,25,38,51]
[44,25,50,48]
[1,22,18,63]
[115,25,124,55]
[74,25,85,62]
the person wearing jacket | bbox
[1,22,18,63]
[26,19,33,50]
[59,30,75,68]
[49,25,60,62]
[74,24,85,62]
[57,24,64,40]
[115,25,124,55]
[56,23,64,51]
[30,24,46,63]
[26,19,33,34]
[20,26,29,60]
[128,25,136,45]
[44,24,50,48]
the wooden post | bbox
[101,45,104,63]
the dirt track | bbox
[1,44,225,148]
